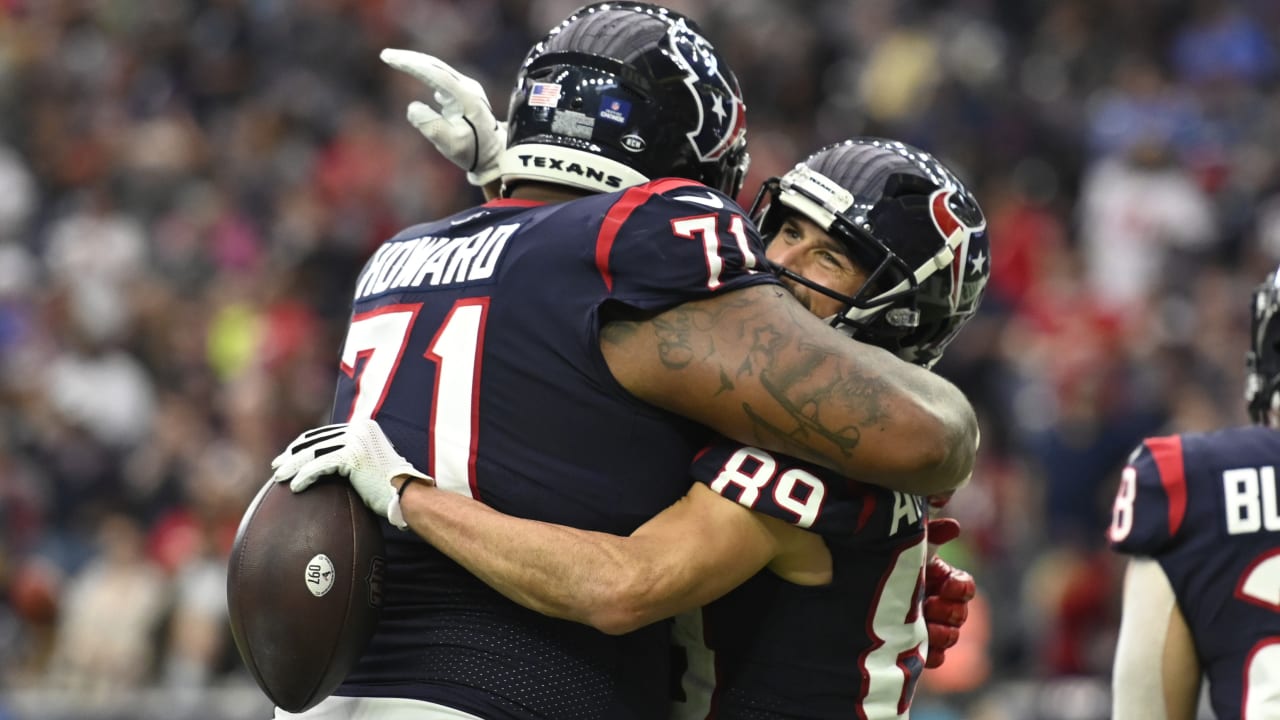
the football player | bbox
[268,3,978,719]
[273,137,989,719]
[1108,266,1280,719]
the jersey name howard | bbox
[1224,465,1280,535]
[354,222,520,299]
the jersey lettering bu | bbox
[330,179,779,720]
[673,441,929,720]
[1109,426,1280,719]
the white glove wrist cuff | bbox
[386,473,432,530]
[386,495,409,530]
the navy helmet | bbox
[751,138,990,368]
[500,2,749,197]
[1246,265,1280,425]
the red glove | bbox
[925,516,961,545]
[922,518,976,669]
[926,491,955,510]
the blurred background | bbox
[0,0,1276,718]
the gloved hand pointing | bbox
[381,48,506,187]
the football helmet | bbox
[1245,265,1280,425]
[751,138,990,368]
[500,2,749,197]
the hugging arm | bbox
[394,481,824,635]
[273,421,975,653]
[602,284,978,496]
[270,421,801,634]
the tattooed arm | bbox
[601,283,977,496]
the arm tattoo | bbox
[715,368,734,396]
[745,334,896,460]
[599,301,653,347]
[617,285,902,464]
[742,402,860,460]
[647,299,733,370]
[600,319,639,347]
[652,311,697,369]
[603,308,712,369]
[713,287,895,459]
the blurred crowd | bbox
[0,1,1277,718]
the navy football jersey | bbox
[1109,426,1280,719]
[330,180,779,720]
[673,441,929,720]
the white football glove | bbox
[270,419,434,530]
[380,48,506,187]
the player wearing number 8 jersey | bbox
[266,4,979,720]
[1109,265,1280,720]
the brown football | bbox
[227,474,386,713]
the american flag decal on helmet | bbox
[529,82,562,108]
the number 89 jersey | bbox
[674,441,929,720]
[331,180,779,720]
[1108,426,1280,720]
